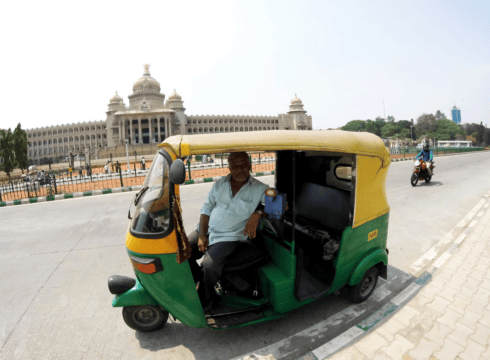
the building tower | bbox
[451,105,461,124]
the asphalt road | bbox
[0,151,489,360]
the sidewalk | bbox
[324,195,490,359]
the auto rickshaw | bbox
[108,130,391,331]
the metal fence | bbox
[2,148,486,202]
[389,146,485,158]
[184,152,276,181]
[0,162,151,202]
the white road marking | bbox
[455,233,467,245]
[391,282,420,306]
[410,197,486,273]
[233,305,365,360]
[311,326,365,359]
[433,252,451,268]
[371,284,392,302]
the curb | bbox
[0,172,274,208]
[300,191,490,360]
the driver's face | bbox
[229,157,251,182]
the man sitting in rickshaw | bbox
[187,152,269,311]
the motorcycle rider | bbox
[416,143,434,176]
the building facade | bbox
[451,105,461,124]
[26,65,313,164]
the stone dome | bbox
[132,64,161,93]
[110,91,123,103]
[290,94,303,105]
[168,89,181,100]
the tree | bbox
[381,122,401,138]
[435,110,447,120]
[341,120,366,132]
[387,115,395,123]
[0,129,16,181]
[13,123,29,174]
[483,128,490,147]
[434,118,465,140]
[415,113,437,134]
[374,117,385,137]
[466,135,477,145]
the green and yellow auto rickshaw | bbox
[108,130,391,331]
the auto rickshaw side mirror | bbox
[169,159,186,184]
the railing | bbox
[389,146,485,159]
[0,161,151,202]
[183,152,276,182]
[2,147,485,203]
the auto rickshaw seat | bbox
[295,182,350,233]
[222,241,267,274]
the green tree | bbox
[434,118,465,140]
[341,120,366,132]
[374,117,385,137]
[0,129,16,181]
[13,123,29,174]
[380,122,401,138]
[435,110,447,120]
[386,115,395,123]
[415,114,437,137]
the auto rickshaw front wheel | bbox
[349,266,379,303]
[122,305,169,332]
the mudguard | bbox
[112,278,159,307]
[348,249,388,286]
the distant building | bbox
[451,105,461,124]
[437,140,472,148]
[26,65,313,164]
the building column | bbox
[138,118,142,144]
[129,119,133,144]
[164,118,168,139]
[149,118,153,143]
[118,120,122,143]
[157,116,161,143]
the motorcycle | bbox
[411,159,434,186]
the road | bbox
[0,151,489,360]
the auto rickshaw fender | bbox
[348,249,388,286]
[112,277,159,308]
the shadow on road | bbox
[131,265,415,360]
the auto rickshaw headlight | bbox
[130,255,164,275]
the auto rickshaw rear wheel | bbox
[122,305,169,332]
[349,266,379,303]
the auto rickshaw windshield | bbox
[131,153,171,235]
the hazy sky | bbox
[1,0,489,131]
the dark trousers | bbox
[188,231,239,305]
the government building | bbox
[26,65,313,164]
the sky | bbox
[1,0,489,131]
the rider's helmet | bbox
[423,143,429,151]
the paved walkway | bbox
[323,197,490,359]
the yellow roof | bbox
[160,130,390,167]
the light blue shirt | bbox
[200,174,269,245]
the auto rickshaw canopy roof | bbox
[160,130,390,167]
[160,130,391,228]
